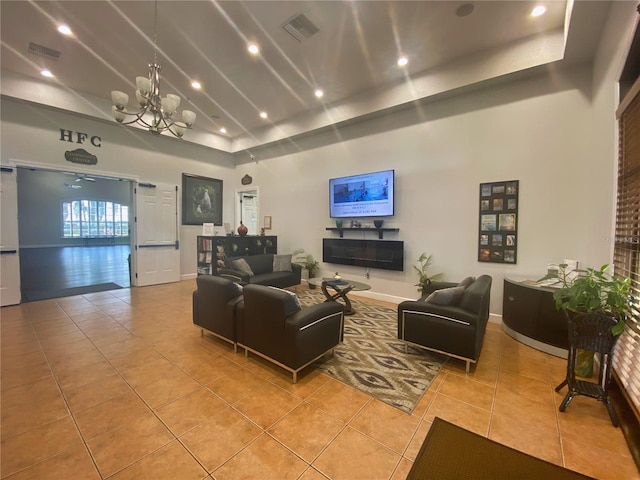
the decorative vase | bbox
[335,219,343,228]
[374,219,384,228]
[237,222,248,236]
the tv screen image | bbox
[329,169,394,218]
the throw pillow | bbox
[267,286,302,317]
[232,258,254,277]
[457,276,475,289]
[425,286,465,306]
[273,254,293,272]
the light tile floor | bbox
[1,280,638,479]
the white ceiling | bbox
[0,1,612,151]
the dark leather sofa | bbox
[397,275,492,372]
[218,253,301,288]
[192,275,244,350]
[238,284,344,382]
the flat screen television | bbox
[329,169,394,218]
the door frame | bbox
[5,158,140,293]
[0,165,21,305]
[235,186,260,235]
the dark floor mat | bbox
[407,417,594,480]
[21,282,124,302]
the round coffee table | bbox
[307,277,371,315]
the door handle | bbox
[0,250,17,255]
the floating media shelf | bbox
[325,227,399,240]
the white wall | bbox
[0,98,236,277]
[234,63,616,315]
[2,2,636,316]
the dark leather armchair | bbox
[397,275,492,372]
[192,275,244,351]
[238,284,344,382]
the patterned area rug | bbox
[297,289,448,413]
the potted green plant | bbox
[549,264,630,376]
[413,252,443,296]
[551,264,630,336]
[292,249,320,288]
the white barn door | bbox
[133,182,180,286]
[0,167,21,306]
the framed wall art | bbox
[182,174,223,225]
[478,180,518,264]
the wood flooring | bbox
[19,246,130,301]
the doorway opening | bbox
[236,187,259,235]
[16,167,133,302]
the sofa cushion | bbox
[245,254,274,275]
[267,286,301,317]
[458,276,475,289]
[425,285,465,306]
[273,254,293,272]
[232,258,254,277]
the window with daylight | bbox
[613,71,640,418]
[62,200,129,238]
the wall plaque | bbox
[241,174,253,185]
[65,148,98,165]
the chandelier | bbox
[110,1,196,138]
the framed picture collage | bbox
[478,180,518,264]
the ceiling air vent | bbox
[27,42,61,61]
[282,13,319,43]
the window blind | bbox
[613,83,640,418]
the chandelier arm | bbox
[113,105,155,127]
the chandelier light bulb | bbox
[112,106,127,123]
[136,76,151,96]
[314,89,324,98]
[173,122,186,138]
[167,94,181,109]
[135,91,147,107]
[182,110,196,127]
[111,91,129,109]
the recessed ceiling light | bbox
[259,111,268,119]
[531,5,547,17]
[57,24,72,36]
[219,127,227,134]
[248,43,260,55]
[397,56,409,67]
[191,80,202,90]
[314,89,324,98]
[455,3,475,18]
[41,69,54,78]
